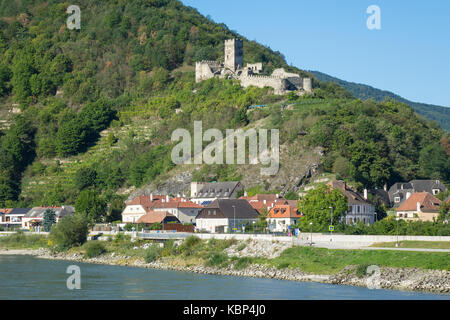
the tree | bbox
[43,209,56,232]
[106,195,125,223]
[298,184,348,232]
[75,189,107,224]
[74,167,97,191]
[50,215,88,251]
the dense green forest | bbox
[0,0,448,208]
[311,71,450,131]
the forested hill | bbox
[0,0,448,209]
[310,71,450,131]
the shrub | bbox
[161,239,177,257]
[179,236,202,256]
[234,257,252,270]
[83,241,106,258]
[205,252,229,267]
[144,245,163,263]
[355,263,374,278]
[50,215,88,251]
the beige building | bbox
[396,192,442,222]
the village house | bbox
[0,208,13,226]
[121,194,164,223]
[195,199,258,233]
[388,180,447,208]
[151,196,203,224]
[396,192,442,222]
[22,206,75,229]
[190,181,244,205]
[328,180,376,225]
[1,208,31,228]
[267,201,302,233]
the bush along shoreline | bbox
[1,234,449,295]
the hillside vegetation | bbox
[311,71,450,131]
[0,0,448,208]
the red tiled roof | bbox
[0,208,13,214]
[136,211,177,224]
[240,194,280,202]
[126,195,163,210]
[152,198,203,209]
[268,204,301,218]
[397,192,442,212]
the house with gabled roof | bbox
[0,208,31,228]
[191,181,244,205]
[267,202,302,232]
[388,180,447,208]
[396,192,442,222]
[22,206,74,229]
[121,194,164,223]
[328,180,376,225]
[195,199,258,233]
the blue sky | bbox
[181,0,450,107]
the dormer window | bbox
[394,197,400,203]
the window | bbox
[394,197,400,203]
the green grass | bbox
[252,246,450,274]
[371,241,450,250]
[0,233,49,249]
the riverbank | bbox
[2,240,449,295]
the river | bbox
[0,255,448,300]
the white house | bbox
[195,199,258,233]
[267,202,302,233]
[328,180,376,225]
[22,206,75,229]
[121,194,163,223]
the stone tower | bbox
[224,39,244,72]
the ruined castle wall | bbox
[239,75,288,95]
[195,61,218,83]
[303,78,313,93]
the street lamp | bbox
[309,222,313,246]
[329,206,333,235]
[232,205,236,233]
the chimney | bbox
[166,195,169,202]
[150,194,153,202]
[417,201,421,213]
[263,200,266,204]
[384,184,387,191]
[406,192,411,200]
[276,194,279,198]
[244,191,248,197]
[363,189,368,200]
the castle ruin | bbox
[195,39,313,95]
